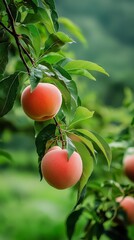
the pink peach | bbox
[116,196,134,224]
[41,146,83,189]
[21,83,62,121]
[123,154,134,182]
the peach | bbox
[116,196,134,224]
[41,146,83,189]
[21,83,62,121]
[123,154,134,182]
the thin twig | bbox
[2,0,30,74]
[0,21,13,35]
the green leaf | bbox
[68,69,96,81]
[56,32,74,43]
[21,0,37,10]
[67,132,95,157]
[26,24,41,57]
[54,65,78,113]
[44,0,59,31]
[0,150,13,163]
[23,13,41,24]
[64,60,109,76]
[0,73,19,117]
[35,123,56,180]
[38,53,65,64]
[68,106,94,129]
[66,208,84,240]
[23,7,55,33]
[74,129,112,166]
[44,0,55,9]
[59,17,87,45]
[42,76,71,114]
[16,26,34,50]
[30,64,55,91]
[66,137,76,159]
[34,119,54,136]
[72,141,94,199]
[0,42,9,74]
[44,32,73,54]
[30,67,43,91]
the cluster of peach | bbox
[21,83,134,225]
[21,83,83,190]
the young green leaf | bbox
[68,106,94,129]
[64,60,109,76]
[74,129,112,166]
[0,73,19,117]
[73,141,94,199]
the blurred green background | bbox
[57,0,134,107]
[0,0,134,239]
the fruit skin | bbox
[21,83,62,121]
[41,146,83,189]
[47,146,61,153]
[116,196,134,224]
[123,154,134,182]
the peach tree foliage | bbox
[0,0,114,238]
[0,0,110,206]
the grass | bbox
[0,169,77,240]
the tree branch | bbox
[0,21,13,35]
[2,0,30,74]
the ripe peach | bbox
[123,154,134,182]
[21,83,62,121]
[116,196,134,224]
[41,146,83,189]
